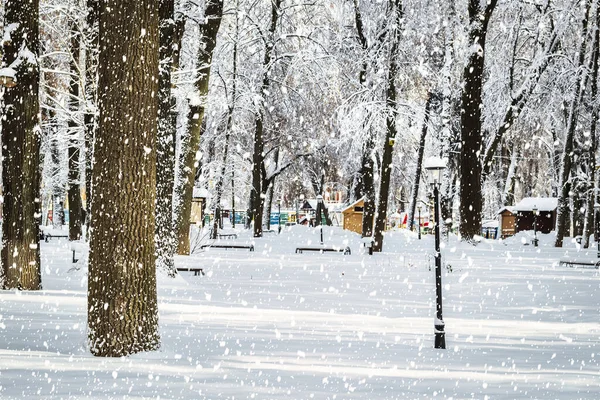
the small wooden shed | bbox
[342,198,364,235]
[190,187,208,224]
[497,206,516,238]
[514,197,557,234]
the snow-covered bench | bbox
[295,246,351,255]
[70,242,89,263]
[559,257,600,269]
[200,244,254,252]
[176,267,205,276]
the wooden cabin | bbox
[342,198,364,235]
[514,197,557,234]
[497,206,516,238]
[190,187,208,224]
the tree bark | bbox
[352,0,376,238]
[555,0,594,247]
[84,0,99,235]
[68,18,83,242]
[1,0,42,290]
[88,0,160,357]
[360,136,376,237]
[373,0,403,253]
[213,8,239,238]
[156,0,178,274]
[251,0,283,238]
[583,7,600,248]
[175,0,223,254]
[408,92,433,232]
[459,0,497,241]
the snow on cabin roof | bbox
[341,197,364,212]
[497,206,516,215]
[192,187,209,199]
[513,197,558,212]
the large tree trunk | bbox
[175,1,223,254]
[156,0,178,274]
[555,0,594,247]
[372,0,403,253]
[251,0,282,238]
[408,92,433,232]
[88,0,160,357]
[0,0,42,290]
[68,19,83,242]
[459,0,497,241]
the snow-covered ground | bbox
[1,225,599,399]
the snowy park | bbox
[3,0,600,399]
[1,225,599,399]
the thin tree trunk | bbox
[251,0,282,238]
[459,0,497,241]
[361,135,376,237]
[352,0,377,238]
[88,0,160,357]
[373,0,403,253]
[212,8,239,238]
[156,0,177,274]
[503,146,519,206]
[84,0,99,235]
[175,1,223,254]
[408,91,433,232]
[1,0,42,290]
[555,0,594,247]
[583,7,600,248]
[68,19,83,241]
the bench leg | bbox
[72,250,78,263]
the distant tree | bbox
[175,0,223,254]
[555,0,595,247]
[0,0,42,290]
[87,0,160,356]
[372,0,403,252]
[156,0,178,274]
[67,15,83,241]
[458,0,498,241]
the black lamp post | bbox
[417,205,422,240]
[532,205,538,247]
[425,157,446,350]
[277,198,282,234]
[317,194,324,244]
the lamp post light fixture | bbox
[595,203,600,258]
[317,194,324,244]
[277,198,282,234]
[532,205,539,247]
[417,205,422,240]
[424,156,447,350]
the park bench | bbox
[44,233,69,242]
[200,244,254,252]
[295,246,351,255]
[176,267,205,276]
[217,233,238,239]
[558,257,600,269]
